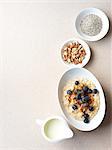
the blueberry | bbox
[72,104,78,110]
[76,93,81,100]
[84,96,90,101]
[83,86,89,92]
[75,81,79,85]
[67,90,72,95]
[83,113,89,118]
[93,89,98,94]
[87,89,92,94]
[84,117,90,123]
[82,96,90,103]
[89,106,94,111]
[81,97,86,103]
[83,112,90,123]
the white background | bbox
[0,0,112,150]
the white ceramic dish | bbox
[36,116,73,143]
[58,68,106,131]
[75,7,109,41]
[61,38,91,68]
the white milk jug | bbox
[36,116,74,143]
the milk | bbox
[44,119,66,140]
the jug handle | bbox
[36,119,43,126]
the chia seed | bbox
[80,14,102,36]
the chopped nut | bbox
[67,48,71,53]
[63,51,67,56]
[75,54,80,58]
[62,41,86,65]
[67,58,71,63]
[64,47,67,51]
[72,53,76,59]
[63,55,67,61]
[79,57,82,61]
[69,43,73,49]
[72,48,77,52]
[70,57,74,62]
[77,45,82,50]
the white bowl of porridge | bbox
[58,68,105,131]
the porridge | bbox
[63,78,100,123]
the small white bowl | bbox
[75,8,109,41]
[61,38,91,68]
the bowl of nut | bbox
[61,38,91,68]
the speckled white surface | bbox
[0,0,112,150]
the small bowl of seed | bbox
[61,38,91,68]
[75,8,109,41]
